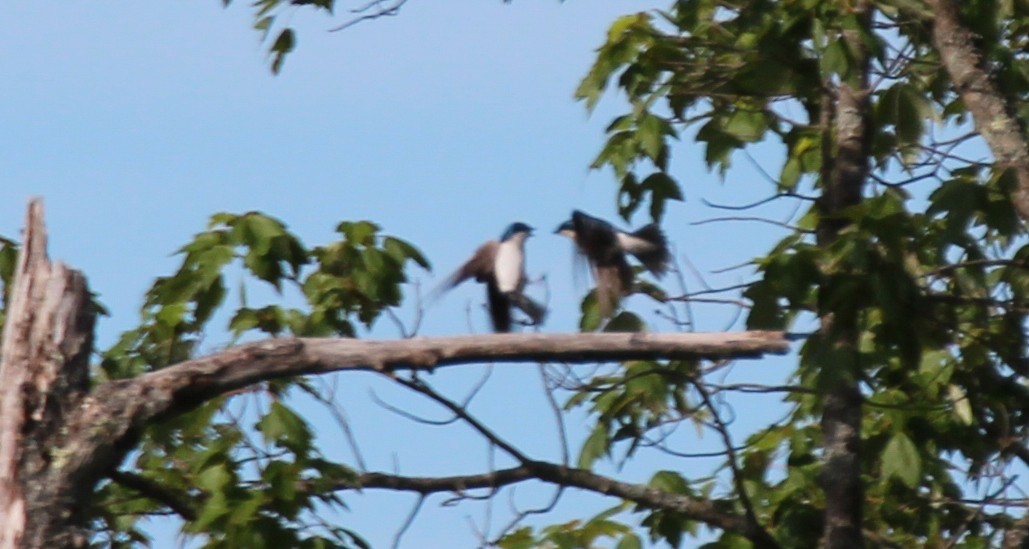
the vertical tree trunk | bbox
[0,199,96,549]
[817,3,871,548]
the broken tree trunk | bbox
[0,200,96,549]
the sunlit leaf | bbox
[882,432,921,487]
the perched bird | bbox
[434,222,546,332]
[555,210,670,316]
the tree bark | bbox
[926,0,1029,221]
[0,199,96,549]
[66,330,790,459]
[817,3,871,548]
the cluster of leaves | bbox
[498,505,647,549]
[223,0,400,74]
[520,0,1029,547]
[100,211,427,379]
[89,211,428,547]
[568,358,700,470]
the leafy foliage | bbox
[85,211,427,547]
[552,0,1029,546]
[99,211,428,380]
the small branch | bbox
[922,259,1028,279]
[336,462,775,545]
[108,470,197,522]
[691,216,814,233]
[390,376,529,463]
[702,192,814,211]
[392,494,424,549]
[691,378,777,548]
[328,0,409,32]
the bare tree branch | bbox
[338,462,778,546]
[691,377,772,546]
[86,330,790,429]
[108,471,197,522]
[328,0,410,32]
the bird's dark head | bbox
[501,222,534,241]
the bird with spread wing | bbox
[434,222,546,332]
[555,210,670,318]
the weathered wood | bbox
[67,331,791,462]
[0,200,95,549]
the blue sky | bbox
[1,1,799,546]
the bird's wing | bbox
[569,211,634,318]
[486,277,512,332]
[428,240,498,301]
[569,244,592,289]
[618,224,671,277]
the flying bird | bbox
[434,222,546,332]
[555,210,670,317]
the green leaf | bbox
[383,237,431,270]
[895,85,927,148]
[197,463,233,493]
[193,492,231,531]
[780,157,802,191]
[337,220,379,245]
[649,470,690,494]
[603,311,645,333]
[579,292,603,332]
[496,527,536,549]
[820,39,850,78]
[607,13,647,42]
[257,402,313,454]
[255,15,273,37]
[724,110,767,143]
[882,432,921,487]
[640,172,683,221]
[270,28,295,75]
[578,424,609,468]
[638,114,665,161]
[616,533,643,549]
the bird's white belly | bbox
[616,232,654,253]
[494,242,524,293]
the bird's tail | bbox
[487,280,513,333]
[625,224,670,277]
